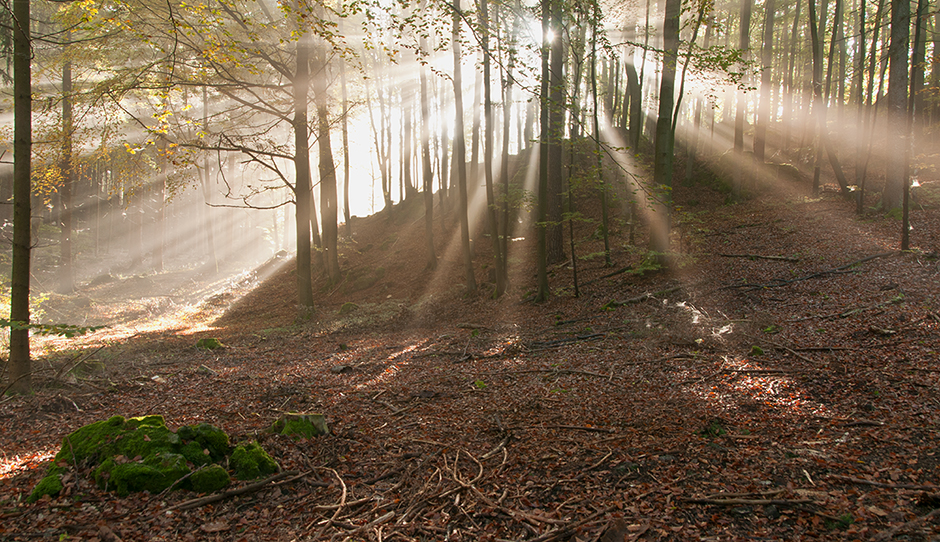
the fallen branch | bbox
[828,475,939,491]
[682,497,814,506]
[726,252,895,292]
[602,286,683,309]
[872,507,940,541]
[528,333,605,351]
[718,253,800,262]
[524,506,616,542]
[163,470,299,512]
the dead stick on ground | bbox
[312,468,347,538]
[718,253,800,262]
[525,506,616,542]
[828,475,939,491]
[162,470,299,512]
[872,507,940,541]
[603,286,683,309]
[682,498,814,506]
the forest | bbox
[0,0,939,539]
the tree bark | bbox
[650,0,681,262]
[481,0,505,296]
[313,43,340,283]
[294,33,315,312]
[59,53,75,293]
[754,0,775,162]
[452,0,477,294]
[8,0,32,394]
[883,0,910,211]
[546,0,565,265]
[535,0,551,302]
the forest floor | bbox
[1,163,940,541]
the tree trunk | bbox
[536,0,552,303]
[419,0,437,271]
[480,0,504,296]
[452,0,476,294]
[340,32,351,237]
[59,55,75,293]
[754,0,775,162]
[733,0,753,196]
[312,43,341,283]
[546,0,565,265]
[294,34,315,312]
[882,0,910,211]
[650,0,681,262]
[8,0,31,394]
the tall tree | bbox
[732,0,752,196]
[452,0,477,294]
[480,0,505,296]
[650,0,681,261]
[546,0,565,265]
[7,0,31,393]
[883,0,910,211]
[753,0,775,162]
[535,0,551,302]
[419,0,436,270]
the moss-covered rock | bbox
[230,442,279,480]
[28,416,276,501]
[190,464,231,493]
[177,423,230,462]
[26,465,66,503]
[95,452,190,496]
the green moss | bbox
[26,465,66,503]
[338,302,359,315]
[177,423,230,461]
[269,413,329,439]
[54,415,127,465]
[196,338,224,350]
[94,452,190,496]
[231,442,279,480]
[32,416,278,499]
[190,464,231,493]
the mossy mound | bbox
[230,442,280,480]
[269,413,329,439]
[190,464,231,493]
[27,415,272,502]
[196,337,224,349]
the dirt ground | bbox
[1,168,939,541]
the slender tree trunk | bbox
[650,0,681,262]
[8,0,31,393]
[480,0,505,296]
[546,0,566,265]
[903,0,927,249]
[733,0,753,196]
[419,0,437,270]
[340,34,351,237]
[632,0,652,150]
[591,6,610,267]
[453,0,477,293]
[312,43,340,282]
[858,0,886,212]
[59,54,75,293]
[754,0,775,162]
[883,0,910,211]
[536,0,551,302]
[294,34,315,312]
[202,86,218,272]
